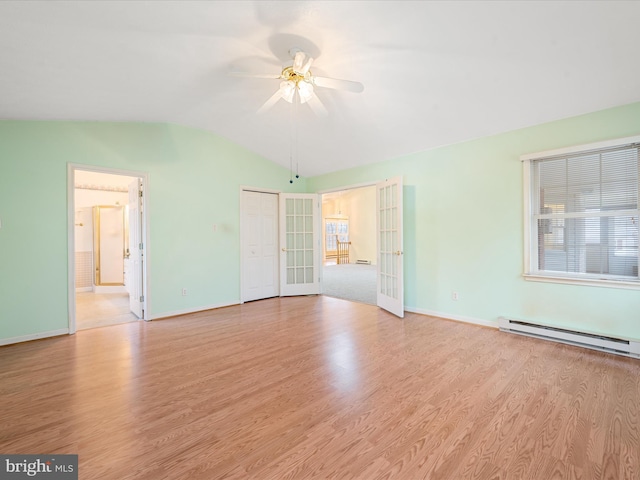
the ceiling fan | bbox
[232,47,364,116]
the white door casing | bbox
[68,164,149,334]
[128,179,144,318]
[279,193,320,296]
[376,176,404,317]
[241,190,279,302]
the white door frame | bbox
[318,179,404,314]
[239,186,281,304]
[127,178,144,319]
[67,163,151,333]
[318,181,378,296]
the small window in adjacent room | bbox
[521,136,639,288]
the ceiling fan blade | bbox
[305,92,328,117]
[229,71,282,79]
[257,89,284,115]
[292,51,313,75]
[312,76,364,93]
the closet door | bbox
[241,191,279,302]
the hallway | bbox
[76,292,138,330]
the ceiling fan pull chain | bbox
[289,102,293,184]
[294,90,300,179]
[289,89,296,184]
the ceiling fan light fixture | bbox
[239,47,363,181]
[297,81,314,104]
[279,80,296,103]
[280,66,314,104]
[291,49,313,75]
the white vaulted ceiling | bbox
[1,1,639,176]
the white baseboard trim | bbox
[149,301,240,321]
[0,306,492,345]
[0,328,70,347]
[75,287,93,293]
[405,307,498,329]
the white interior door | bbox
[280,194,320,296]
[241,190,279,302]
[128,179,144,318]
[377,176,404,317]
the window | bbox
[522,136,639,288]
[324,218,349,259]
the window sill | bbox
[523,273,640,290]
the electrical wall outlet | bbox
[452,291,459,301]
[182,288,188,296]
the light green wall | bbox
[0,121,304,341]
[307,102,640,340]
[2,103,639,344]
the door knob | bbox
[395,250,403,256]
[282,248,287,252]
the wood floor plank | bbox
[0,296,638,479]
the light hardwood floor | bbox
[75,292,138,330]
[0,296,638,479]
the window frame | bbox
[323,217,349,259]
[521,134,640,290]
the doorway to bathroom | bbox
[68,165,149,331]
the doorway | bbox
[68,165,149,332]
[320,178,404,317]
[321,186,377,305]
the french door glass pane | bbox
[378,184,400,299]
[286,197,315,285]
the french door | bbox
[279,194,320,296]
[376,177,404,317]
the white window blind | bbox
[529,143,639,283]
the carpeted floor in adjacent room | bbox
[322,263,376,305]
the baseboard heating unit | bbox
[498,317,640,359]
